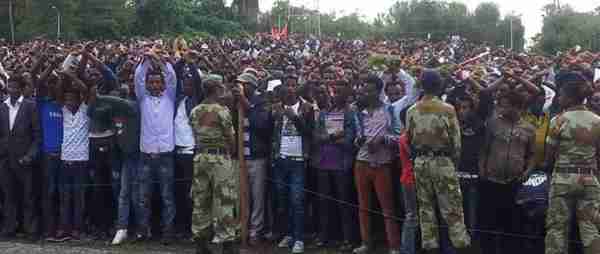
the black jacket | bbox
[0,98,41,169]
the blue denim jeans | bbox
[138,152,176,236]
[42,153,61,236]
[273,158,305,243]
[115,153,142,230]
[401,185,417,254]
[59,161,88,233]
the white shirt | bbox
[0,61,8,80]
[280,101,303,157]
[61,103,90,161]
[380,69,418,133]
[174,98,195,154]
[4,96,23,131]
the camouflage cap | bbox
[236,72,258,87]
[243,67,259,77]
[204,74,223,83]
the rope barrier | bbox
[34,166,588,245]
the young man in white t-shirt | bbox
[270,75,314,254]
[55,76,90,242]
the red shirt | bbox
[398,133,415,186]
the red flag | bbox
[281,24,288,39]
[271,27,280,40]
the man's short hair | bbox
[146,69,164,81]
[204,78,223,97]
[365,74,384,92]
[7,75,26,89]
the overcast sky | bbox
[259,0,600,41]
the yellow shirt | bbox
[521,112,550,168]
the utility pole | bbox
[316,0,321,38]
[277,0,281,29]
[510,16,513,51]
[51,5,61,41]
[509,12,522,51]
[9,0,15,44]
[288,0,292,33]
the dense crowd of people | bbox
[1,34,600,254]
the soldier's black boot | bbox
[195,237,211,254]
[223,241,239,254]
[419,248,440,254]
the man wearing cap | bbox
[406,69,470,253]
[232,72,272,245]
[190,75,239,253]
[544,72,600,254]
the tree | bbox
[473,2,500,43]
[0,0,245,41]
[534,3,600,54]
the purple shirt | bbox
[134,60,177,154]
[319,112,345,170]
[356,105,398,165]
[319,144,344,170]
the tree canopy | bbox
[0,0,246,41]
[530,3,600,54]
[2,0,526,51]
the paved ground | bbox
[0,240,197,254]
[0,239,482,254]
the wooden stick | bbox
[237,84,250,247]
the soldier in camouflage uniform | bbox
[189,75,240,254]
[544,72,600,254]
[406,69,470,252]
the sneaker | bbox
[353,245,370,254]
[161,235,175,246]
[70,231,81,241]
[292,241,304,254]
[313,238,326,247]
[44,235,56,242]
[278,236,292,248]
[134,233,148,242]
[389,249,400,254]
[264,231,276,241]
[111,229,128,245]
[49,231,71,242]
[339,241,353,252]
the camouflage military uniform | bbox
[189,103,240,243]
[545,105,600,254]
[406,95,470,250]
